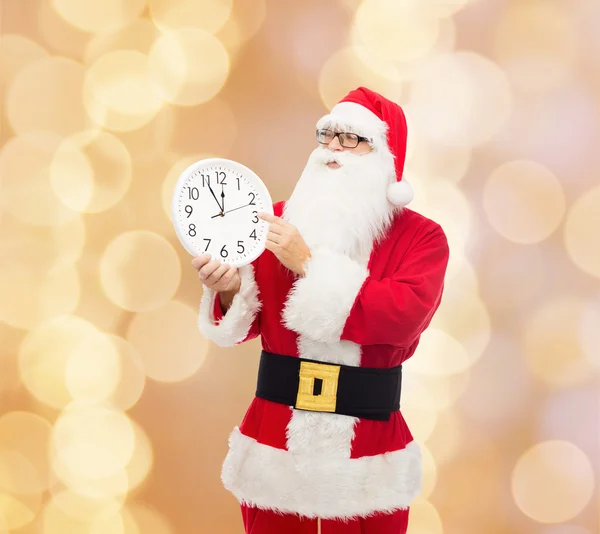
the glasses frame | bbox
[316,128,372,149]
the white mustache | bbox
[312,147,359,167]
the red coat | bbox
[199,200,449,520]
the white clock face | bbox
[171,158,273,266]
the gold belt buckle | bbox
[295,361,341,413]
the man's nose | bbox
[328,136,344,151]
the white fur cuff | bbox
[282,248,368,343]
[198,264,261,346]
[222,427,422,519]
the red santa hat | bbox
[316,87,414,207]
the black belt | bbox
[255,350,402,421]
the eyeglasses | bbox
[316,129,372,148]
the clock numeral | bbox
[203,238,211,252]
[215,171,227,185]
[237,241,245,254]
[248,192,256,205]
[188,187,199,200]
[185,205,193,218]
[249,229,257,240]
[236,177,240,190]
[252,211,258,223]
[220,245,228,258]
[201,174,210,187]
[188,223,196,237]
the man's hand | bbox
[192,254,241,312]
[258,213,311,277]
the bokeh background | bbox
[1,0,599,533]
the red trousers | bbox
[241,505,409,534]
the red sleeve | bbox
[341,228,449,347]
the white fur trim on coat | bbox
[198,264,260,346]
[282,248,368,343]
[221,427,422,520]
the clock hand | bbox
[221,183,225,213]
[207,183,223,212]
[211,202,254,218]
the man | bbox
[193,87,449,534]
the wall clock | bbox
[171,158,273,266]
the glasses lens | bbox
[339,133,359,148]
[317,129,334,144]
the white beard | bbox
[283,146,396,263]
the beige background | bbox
[0,0,599,533]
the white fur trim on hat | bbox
[387,179,414,207]
[316,102,388,147]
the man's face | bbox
[317,129,373,169]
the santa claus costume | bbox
[198,87,450,534]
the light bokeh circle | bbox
[353,0,441,63]
[83,50,164,132]
[0,35,48,93]
[99,231,181,312]
[318,47,403,111]
[492,3,577,92]
[18,315,119,409]
[0,491,40,530]
[50,130,133,214]
[0,132,78,227]
[106,335,146,411]
[148,29,230,106]
[49,488,122,523]
[126,503,173,534]
[0,450,41,495]
[424,409,463,466]
[414,0,470,18]
[149,0,233,34]
[407,498,442,534]
[408,177,473,261]
[85,19,161,64]
[524,297,594,388]
[126,300,210,382]
[420,446,438,501]
[0,263,80,330]
[408,51,512,147]
[484,160,566,244]
[430,283,493,378]
[564,186,600,279]
[124,419,154,493]
[0,412,53,494]
[51,402,136,480]
[6,56,88,136]
[50,455,130,500]
[511,440,595,523]
[409,329,471,376]
[41,495,128,534]
[51,0,147,34]
[580,295,600,369]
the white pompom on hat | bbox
[316,87,413,207]
[386,179,414,206]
